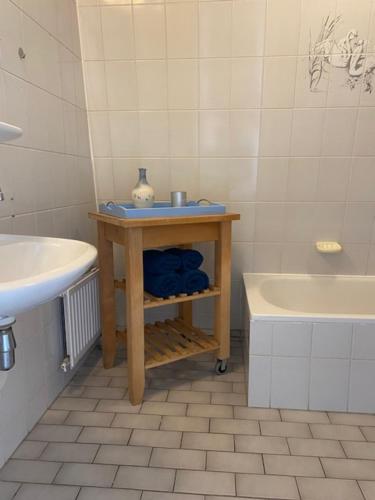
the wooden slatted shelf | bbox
[116,318,219,369]
[114,278,221,309]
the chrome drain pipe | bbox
[0,318,16,371]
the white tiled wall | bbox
[78,0,375,331]
[248,319,375,413]
[0,0,96,466]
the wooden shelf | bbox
[114,278,220,309]
[116,318,219,369]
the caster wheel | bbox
[215,359,228,375]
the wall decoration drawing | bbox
[309,15,375,93]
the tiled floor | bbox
[2,335,375,499]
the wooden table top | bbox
[89,211,240,229]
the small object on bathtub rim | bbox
[171,191,187,207]
[132,168,155,209]
[316,241,342,254]
[99,201,226,219]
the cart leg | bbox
[125,227,145,405]
[98,222,117,368]
[213,221,232,360]
[178,244,193,326]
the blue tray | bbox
[99,201,226,219]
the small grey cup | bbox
[171,191,187,207]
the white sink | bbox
[0,234,97,318]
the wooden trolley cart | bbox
[89,212,240,405]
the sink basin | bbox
[0,234,97,318]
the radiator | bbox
[60,267,101,370]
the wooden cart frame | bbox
[89,212,240,405]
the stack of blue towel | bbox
[143,248,209,298]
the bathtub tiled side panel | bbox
[248,319,375,413]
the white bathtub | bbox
[243,273,375,413]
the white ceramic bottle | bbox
[131,168,155,208]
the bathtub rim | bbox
[243,272,375,323]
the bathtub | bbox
[243,273,375,413]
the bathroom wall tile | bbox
[89,112,112,157]
[262,57,297,108]
[253,243,282,273]
[255,203,286,242]
[348,157,375,202]
[321,108,357,156]
[138,112,169,157]
[94,159,114,200]
[265,0,301,56]
[136,61,167,111]
[199,1,232,57]
[256,158,288,201]
[85,62,107,111]
[352,324,375,360]
[285,203,315,243]
[166,3,198,58]
[249,355,271,407]
[290,109,325,157]
[287,158,319,202]
[226,202,256,242]
[101,5,134,60]
[170,159,200,200]
[342,203,375,243]
[271,357,310,410]
[299,0,337,56]
[312,323,353,359]
[249,321,273,355]
[231,58,263,108]
[169,112,198,157]
[259,110,293,156]
[327,67,362,108]
[230,110,260,157]
[199,59,231,110]
[199,111,230,157]
[232,0,266,57]
[312,202,345,242]
[273,323,312,357]
[294,56,329,108]
[316,158,350,202]
[106,61,137,110]
[78,6,103,60]
[310,359,350,411]
[133,5,166,59]
[354,108,375,155]
[167,60,198,109]
[109,111,139,157]
[349,360,375,413]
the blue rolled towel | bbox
[143,249,181,275]
[144,272,182,298]
[180,269,209,295]
[165,248,204,271]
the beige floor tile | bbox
[61,386,85,398]
[39,410,69,425]
[82,387,125,400]
[322,457,375,480]
[149,379,192,391]
[297,477,364,500]
[95,444,151,466]
[109,377,128,388]
[233,382,246,393]
[77,486,140,499]
[236,473,299,499]
[281,410,330,424]
[261,421,311,438]
[112,413,161,430]
[168,391,210,404]
[182,432,234,451]
[235,434,289,454]
[207,450,263,473]
[13,484,79,500]
[72,375,111,387]
[64,411,114,427]
[174,470,235,496]
[28,424,82,443]
[55,463,117,487]
[191,381,233,393]
[310,424,365,441]
[93,366,128,378]
[96,400,141,414]
[342,441,375,459]
[234,406,280,421]
[212,372,245,383]
[51,398,98,412]
[160,416,209,432]
[0,459,61,484]
[130,429,182,448]
[150,448,206,470]
[288,437,345,458]
[359,480,375,500]
[329,412,375,426]
[211,393,247,406]
[187,404,233,418]
[40,443,99,463]
[210,418,260,435]
[78,426,131,445]
[12,441,47,460]
[0,481,19,500]
[264,454,325,477]
[141,402,187,416]
[141,492,203,500]
[113,465,175,491]
[142,389,169,402]
[361,427,375,442]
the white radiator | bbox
[60,267,101,370]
